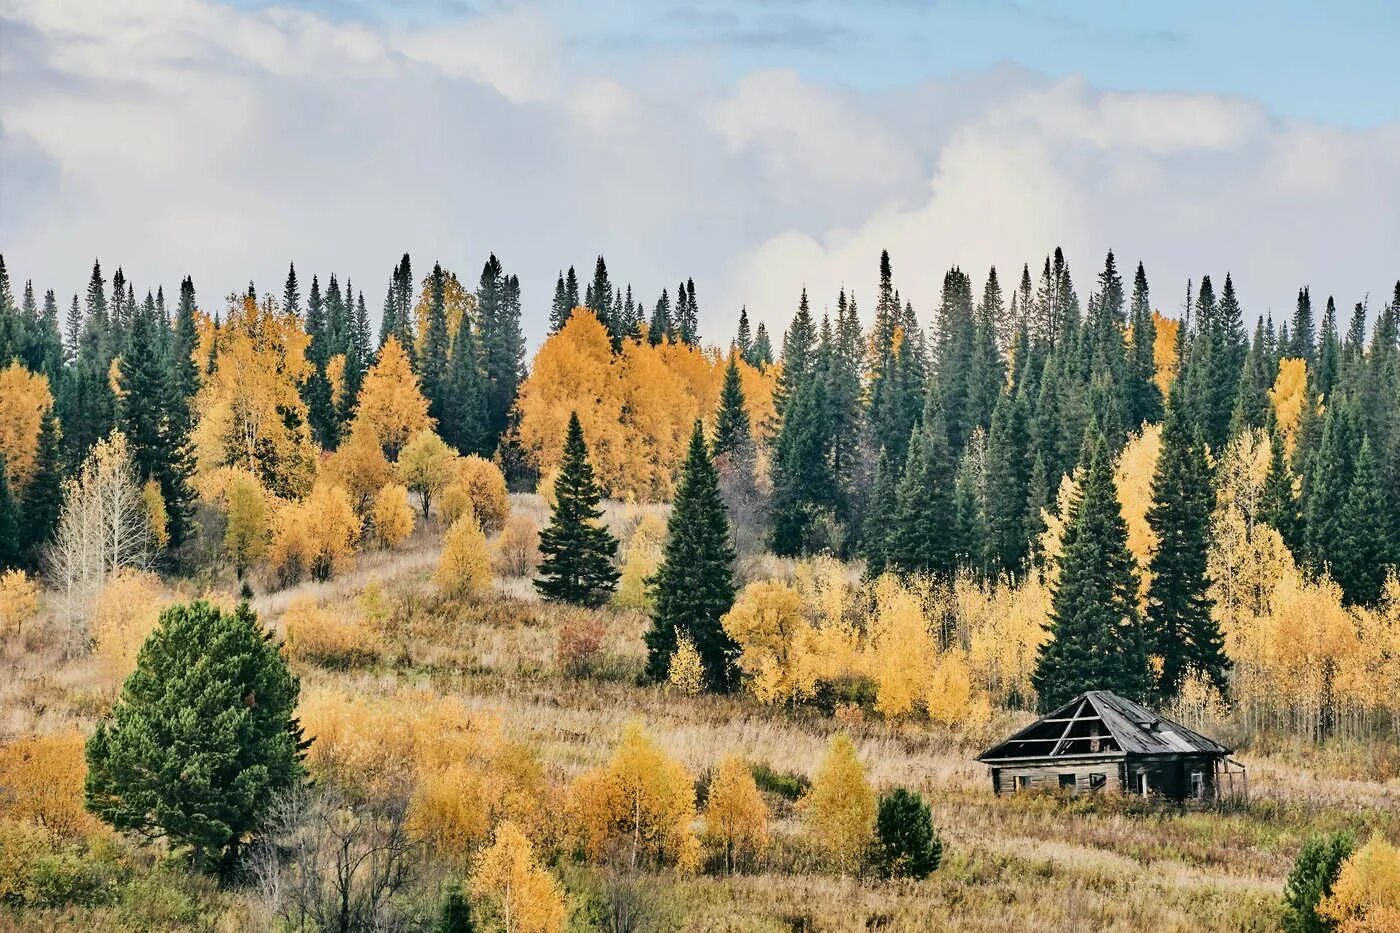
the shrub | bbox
[570,721,700,872]
[556,611,607,676]
[1318,832,1400,932]
[0,730,103,839]
[268,483,362,583]
[282,599,383,668]
[703,755,770,873]
[800,734,875,873]
[470,820,565,933]
[437,513,492,599]
[0,568,40,636]
[444,455,510,533]
[398,429,456,518]
[666,635,704,695]
[493,514,540,577]
[84,600,305,874]
[1284,831,1356,933]
[89,569,166,681]
[371,482,415,549]
[614,513,666,612]
[873,788,942,879]
[750,762,809,802]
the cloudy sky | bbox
[2,0,1398,347]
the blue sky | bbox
[224,0,1400,127]
[3,0,1398,344]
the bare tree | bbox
[247,786,420,933]
[44,432,153,625]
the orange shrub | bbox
[443,455,510,533]
[0,569,40,637]
[436,513,492,599]
[90,570,166,680]
[0,730,103,839]
[493,514,540,577]
[281,599,383,668]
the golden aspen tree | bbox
[704,755,770,873]
[436,511,491,599]
[220,468,269,577]
[0,364,52,492]
[570,721,700,872]
[1319,833,1400,932]
[615,512,667,611]
[865,574,936,720]
[925,652,976,726]
[801,734,875,873]
[370,483,414,549]
[141,478,169,551]
[666,634,705,695]
[470,820,566,933]
[441,455,510,532]
[90,570,166,679]
[0,570,40,637]
[0,730,102,839]
[1114,424,1161,588]
[397,429,456,518]
[1270,357,1309,451]
[302,482,362,580]
[351,336,432,459]
[1152,311,1180,395]
[324,423,394,513]
[722,580,820,705]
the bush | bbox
[493,514,540,577]
[1318,832,1400,932]
[873,788,942,879]
[750,762,809,802]
[0,568,40,636]
[1284,831,1355,933]
[436,513,492,599]
[703,755,770,873]
[371,483,415,549]
[556,612,607,677]
[0,730,103,839]
[444,456,510,533]
[799,734,875,873]
[282,599,383,669]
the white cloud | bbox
[0,0,1396,353]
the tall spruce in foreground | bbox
[534,413,618,607]
[1031,438,1149,710]
[1144,386,1226,697]
[645,421,738,690]
[84,600,306,875]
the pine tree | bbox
[1301,405,1354,575]
[442,304,489,457]
[712,354,752,460]
[85,600,306,874]
[1231,318,1274,436]
[735,308,753,360]
[534,413,619,607]
[751,323,773,368]
[1261,427,1301,554]
[1314,296,1340,399]
[886,392,958,576]
[421,262,452,427]
[1144,386,1226,697]
[587,255,613,337]
[549,271,570,333]
[477,256,525,450]
[862,447,897,576]
[1290,286,1315,364]
[1031,438,1149,710]
[1333,437,1391,606]
[302,275,338,448]
[1125,261,1163,427]
[644,422,738,690]
[0,455,20,570]
[0,255,16,364]
[676,278,699,345]
[774,289,817,417]
[648,289,672,345]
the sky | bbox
[2,0,1399,348]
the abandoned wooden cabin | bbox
[977,690,1246,801]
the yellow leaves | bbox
[1115,424,1161,591]
[800,734,875,873]
[281,598,383,668]
[397,429,455,517]
[1319,833,1400,933]
[1152,311,1179,395]
[1271,357,1309,452]
[219,468,269,573]
[0,363,53,492]
[442,455,510,533]
[959,571,1049,709]
[0,570,40,637]
[615,512,666,611]
[326,353,347,411]
[353,336,431,459]
[370,483,414,549]
[142,478,169,551]
[866,573,936,720]
[0,730,103,840]
[569,721,700,872]
[323,423,394,513]
[269,482,362,583]
[722,580,819,705]
[666,634,705,695]
[90,569,167,681]
[703,755,769,872]
[193,292,316,497]
[470,821,566,933]
[410,764,492,858]
[436,512,492,599]
[926,652,978,727]
[492,514,540,577]
[513,311,777,501]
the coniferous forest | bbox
[2,243,1400,930]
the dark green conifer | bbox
[534,413,619,607]
[1333,437,1390,606]
[886,392,958,576]
[712,355,751,460]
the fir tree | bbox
[768,373,835,556]
[1290,286,1315,364]
[549,271,570,333]
[734,308,753,360]
[676,277,699,345]
[712,355,752,460]
[1031,438,1150,710]
[1144,387,1226,697]
[1125,261,1163,427]
[0,455,20,570]
[564,266,580,311]
[862,447,897,576]
[886,392,958,577]
[1261,427,1301,554]
[534,413,619,607]
[774,289,817,417]
[1314,296,1340,398]
[478,257,525,450]
[587,255,613,336]
[19,409,62,566]
[421,262,452,427]
[648,289,672,345]
[1333,437,1391,606]
[442,304,488,457]
[1300,405,1354,575]
[983,387,1032,579]
[644,422,738,690]
[751,322,773,368]
[302,275,338,448]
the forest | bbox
[1,247,1398,930]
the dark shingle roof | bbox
[976,690,1231,762]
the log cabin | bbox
[976,690,1246,801]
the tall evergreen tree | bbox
[734,308,753,360]
[534,413,619,607]
[19,408,62,566]
[1144,386,1226,697]
[421,262,452,427]
[644,422,738,690]
[1314,296,1340,398]
[676,278,699,345]
[886,391,958,576]
[477,255,525,449]
[302,275,338,448]
[1290,286,1315,363]
[1261,427,1301,554]
[1333,437,1391,606]
[442,303,489,457]
[0,455,20,570]
[648,289,671,346]
[751,322,773,368]
[862,447,898,576]
[1031,438,1150,709]
[1125,261,1163,427]
[712,355,752,460]
[549,271,570,333]
[768,373,835,556]
[982,387,1032,579]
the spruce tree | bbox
[751,323,773,368]
[734,308,753,360]
[1031,438,1150,710]
[862,447,897,576]
[774,289,817,417]
[768,374,835,557]
[648,289,671,345]
[587,255,613,337]
[1300,406,1354,575]
[85,601,306,875]
[302,275,338,448]
[983,388,1032,579]
[886,392,958,576]
[534,413,619,607]
[442,305,488,457]
[1261,427,1301,554]
[0,455,20,570]
[1125,261,1163,427]
[421,263,451,426]
[20,409,62,567]
[1290,286,1315,364]
[549,271,571,333]
[477,256,525,449]
[712,354,751,460]
[1144,387,1226,697]
[644,422,738,690]
[1333,437,1390,606]
[676,277,699,345]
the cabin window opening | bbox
[1058,773,1076,789]
[1088,724,1102,753]
[1089,773,1107,791]
[1017,775,1032,792]
[1190,771,1205,798]
[1139,772,1149,796]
